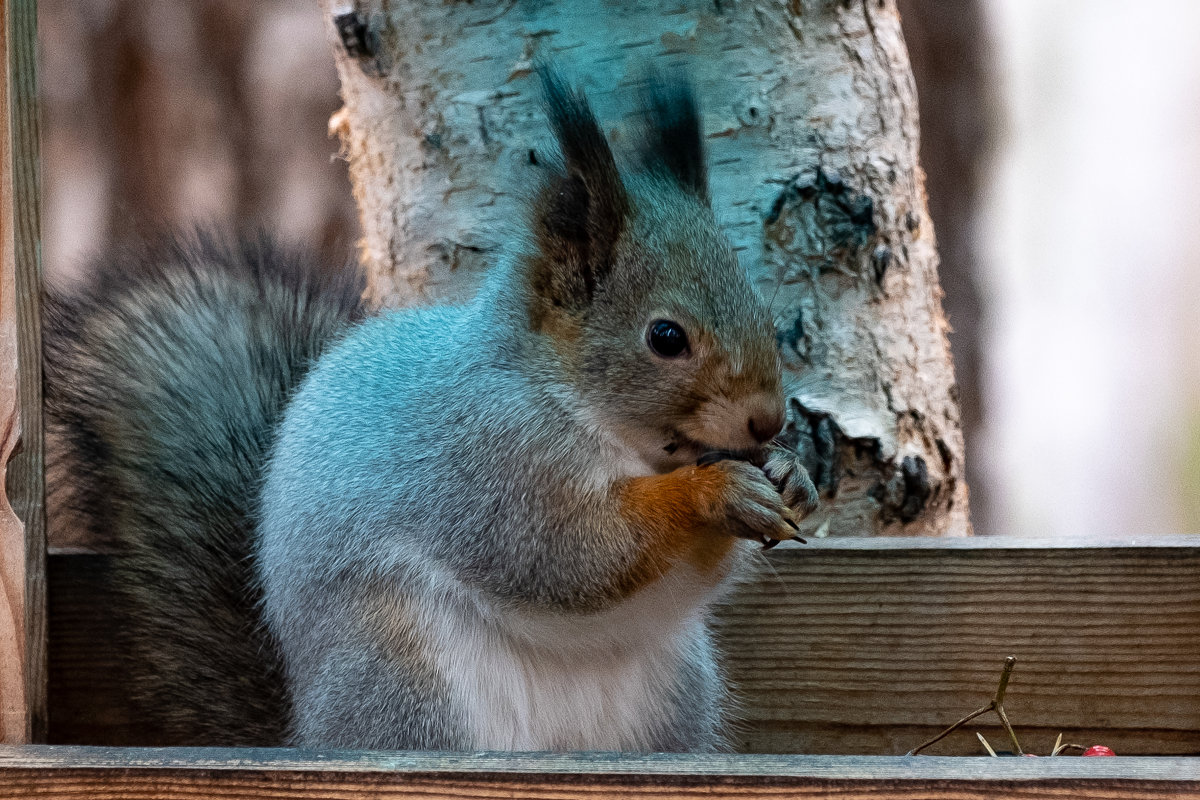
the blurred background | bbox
[37,1,1200,538]
[39,0,357,277]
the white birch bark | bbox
[323,0,971,536]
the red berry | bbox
[1082,746,1116,757]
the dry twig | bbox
[907,656,1024,756]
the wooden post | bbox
[0,0,45,744]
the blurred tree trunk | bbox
[323,0,971,536]
[38,0,357,283]
[899,0,993,532]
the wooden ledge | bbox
[2,745,1200,777]
[1,747,1200,799]
[46,537,1200,755]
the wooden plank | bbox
[1,747,1200,799]
[724,537,1200,755]
[46,538,1200,755]
[46,555,131,746]
[0,0,43,745]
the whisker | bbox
[746,546,791,599]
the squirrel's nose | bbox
[747,404,785,444]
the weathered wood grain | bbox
[0,0,43,745]
[46,538,1200,755]
[2,747,1200,799]
[0,26,22,742]
[724,538,1200,754]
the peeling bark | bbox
[323,0,970,536]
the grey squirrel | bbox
[45,70,818,751]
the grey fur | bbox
[44,233,364,745]
[257,127,784,752]
[47,75,810,751]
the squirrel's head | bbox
[522,69,783,470]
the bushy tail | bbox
[44,233,365,745]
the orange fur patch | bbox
[613,466,738,595]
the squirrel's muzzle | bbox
[746,398,785,445]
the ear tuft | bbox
[530,65,630,309]
[638,74,709,203]
[538,65,623,198]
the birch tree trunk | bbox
[323,0,971,537]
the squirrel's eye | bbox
[647,319,689,358]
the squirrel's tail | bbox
[44,232,366,745]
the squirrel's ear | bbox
[638,75,709,203]
[531,66,630,309]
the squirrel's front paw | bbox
[703,460,800,548]
[761,444,820,522]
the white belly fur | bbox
[421,563,732,751]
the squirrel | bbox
[44,69,819,751]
